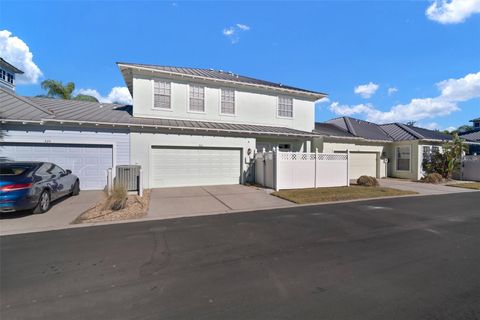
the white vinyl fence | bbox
[459,155,480,181]
[255,149,349,191]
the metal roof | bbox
[117,62,326,100]
[460,130,480,142]
[322,116,454,142]
[313,123,354,137]
[1,93,320,137]
[0,88,53,121]
[0,58,24,74]
[326,117,393,141]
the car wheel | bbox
[71,180,80,196]
[33,190,51,214]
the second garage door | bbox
[0,142,113,190]
[151,147,242,188]
[348,152,378,179]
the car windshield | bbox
[0,164,35,176]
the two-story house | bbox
[1,62,326,190]
[0,57,23,91]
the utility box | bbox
[115,165,141,192]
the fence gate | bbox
[255,149,349,190]
[461,155,480,181]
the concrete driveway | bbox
[148,184,293,219]
[379,178,478,195]
[0,191,104,236]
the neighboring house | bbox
[1,62,326,189]
[0,58,23,91]
[314,117,456,181]
[459,118,480,154]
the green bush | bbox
[357,175,379,187]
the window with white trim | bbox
[221,89,235,114]
[422,146,431,162]
[278,96,293,117]
[153,81,171,109]
[396,146,411,171]
[189,85,205,112]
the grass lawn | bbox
[446,182,480,190]
[272,186,417,204]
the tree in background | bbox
[422,133,468,179]
[40,80,98,102]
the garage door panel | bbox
[151,147,241,188]
[349,152,377,179]
[0,143,112,190]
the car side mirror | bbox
[66,169,72,175]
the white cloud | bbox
[444,126,457,132]
[236,24,250,31]
[222,27,235,36]
[329,71,480,124]
[388,87,398,95]
[329,102,375,116]
[420,122,440,130]
[426,0,480,24]
[77,87,132,104]
[222,23,250,44]
[317,97,330,104]
[0,30,42,84]
[354,82,379,98]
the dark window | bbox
[0,164,34,176]
[396,146,410,171]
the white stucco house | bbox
[314,117,461,181]
[1,62,326,189]
[1,60,468,190]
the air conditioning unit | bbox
[115,165,141,192]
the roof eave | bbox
[116,63,326,101]
[1,118,320,138]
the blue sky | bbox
[1,0,479,130]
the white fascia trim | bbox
[118,63,326,101]
[1,118,320,138]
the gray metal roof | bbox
[117,62,326,100]
[322,116,454,142]
[1,93,320,137]
[313,123,354,137]
[460,130,480,141]
[0,58,24,74]
[326,117,393,141]
[0,87,53,121]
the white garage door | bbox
[0,143,113,190]
[349,152,378,179]
[151,147,241,188]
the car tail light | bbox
[0,183,33,191]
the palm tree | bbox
[40,80,98,102]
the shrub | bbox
[104,183,127,211]
[422,172,443,184]
[357,175,379,187]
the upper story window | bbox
[189,85,205,112]
[7,73,14,84]
[221,89,235,114]
[0,69,6,81]
[154,80,171,109]
[278,96,293,118]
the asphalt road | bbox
[1,192,480,320]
